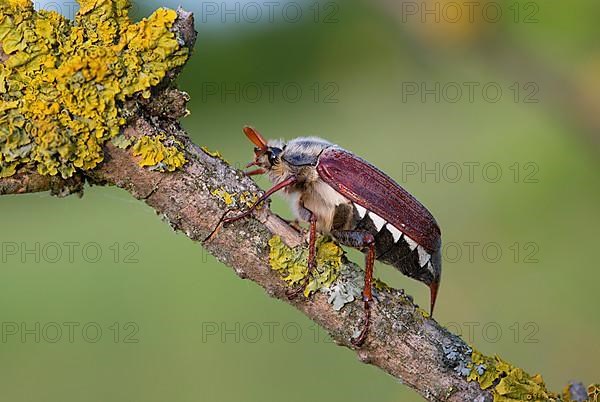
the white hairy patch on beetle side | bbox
[388,225,403,242]
[355,204,367,219]
[417,245,431,267]
[285,191,311,222]
[300,179,350,233]
[369,212,387,232]
[313,180,350,207]
[404,235,418,251]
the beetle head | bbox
[243,126,284,173]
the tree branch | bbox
[0,167,84,196]
[0,6,589,402]
[89,116,495,402]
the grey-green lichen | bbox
[0,0,189,178]
[325,261,364,310]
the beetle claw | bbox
[286,259,316,300]
[351,301,371,347]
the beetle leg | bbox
[223,176,297,224]
[286,210,317,299]
[244,168,267,176]
[204,176,297,242]
[330,230,376,346]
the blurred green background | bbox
[1,0,599,401]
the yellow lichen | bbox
[211,188,259,210]
[268,235,343,297]
[0,0,189,178]
[211,188,235,206]
[111,133,133,149]
[587,384,599,401]
[557,383,600,402]
[201,146,226,162]
[468,348,558,402]
[417,307,430,318]
[238,191,259,208]
[373,277,391,292]
[131,134,186,172]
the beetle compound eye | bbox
[268,147,282,165]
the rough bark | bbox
[0,167,84,196]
